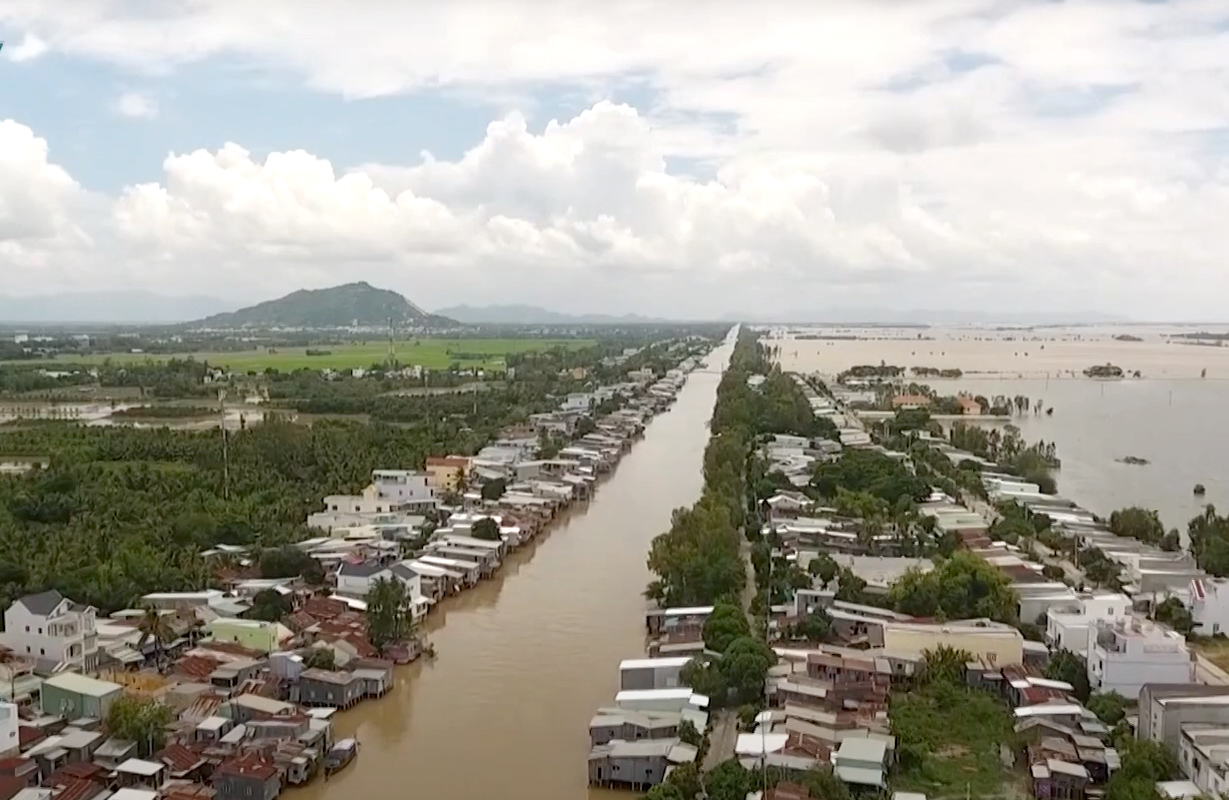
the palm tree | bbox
[137,606,174,673]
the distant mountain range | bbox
[0,292,233,325]
[434,304,666,325]
[195,282,456,329]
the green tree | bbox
[807,553,838,587]
[1154,596,1195,635]
[1109,507,1166,546]
[480,478,508,501]
[721,636,774,704]
[365,576,416,653]
[703,759,753,800]
[471,517,500,541]
[833,568,866,603]
[105,695,175,757]
[702,601,751,654]
[801,767,852,800]
[643,784,685,800]
[1087,691,1128,726]
[303,647,337,671]
[248,589,293,622]
[663,762,702,799]
[921,644,973,685]
[136,606,174,671]
[1044,649,1091,702]
[677,719,703,747]
[680,657,728,704]
[788,608,832,642]
[887,551,1018,623]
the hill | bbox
[435,304,664,325]
[195,282,457,329]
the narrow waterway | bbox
[295,339,732,800]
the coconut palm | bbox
[137,606,175,672]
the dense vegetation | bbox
[0,336,712,614]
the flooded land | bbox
[777,325,1229,529]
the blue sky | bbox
[0,39,662,193]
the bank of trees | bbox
[1108,507,1179,552]
[887,551,1018,623]
[1189,505,1229,577]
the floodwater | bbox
[777,327,1229,530]
[294,340,732,800]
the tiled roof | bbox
[54,778,106,800]
[214,754,278,782]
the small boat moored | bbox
[324,738,359,777]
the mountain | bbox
[196,282,456,329]
[0,291,233,325]
[435,304,666,325]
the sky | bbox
[1,0,1229,321]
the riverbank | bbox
[294,341,733,800]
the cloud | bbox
[112,91,159,119]
[2,32,48,62]
[2,1,1229,317]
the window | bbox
[37,627,42,634]
[39,648,44,656]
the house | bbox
[1189,578,1229,636]
[587,738,697,789]
[1176,724,1229,795]
[309,470,438,531]
[891,395,931,410]
[1031,759,1090,800]
[882,620,1025,667]
[0,591,98,673]
[334,562,392,598]
[352,667,392,698]
[0,703,17,759]
[834,737,888,788]
[297,669,364,709]
[212,755,279,800]
[114,758,165,789]
[614,689,708,714]
[206,619,287,655]
[958,396,983,416]
[39,674,121,720]
[1045,594,1131,654]
[1088,619,1192,698]
[619,658,691,691]
[1141,687,1229,750]
[425,456,469,492]
[589,709,681,746]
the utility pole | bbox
[219,389,230,502]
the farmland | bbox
[4,338,598,372]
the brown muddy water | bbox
[292,341,732,800]
[777,326,1229,529]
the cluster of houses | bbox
[0,356,703,800]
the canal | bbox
[295,338,733,800]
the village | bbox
[591,360,1229,800]
[0,351,705,800]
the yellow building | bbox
[882,620,1024,666]
[425,456,469,492]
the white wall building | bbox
[308,470,438,530]
[1179,725,1229,795]
[1046,593,1132,654]
[0,701,18,758]
[0,590,98,672]
[333,561,428,618]
[1189,578,1229,636]
[1088,618,1193,698]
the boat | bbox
[324,738,359,777]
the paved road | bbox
[703,709,740,771]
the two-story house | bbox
[1088,618,1193,697]
[308,470,438,531]
[0,590,98,672]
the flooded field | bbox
[777,326,1229,529]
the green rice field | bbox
[6,338,597,372]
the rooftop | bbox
[43,673,121,697]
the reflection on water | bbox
[293,342,732,800]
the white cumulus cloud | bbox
[1,0,1229,317]
[112,91,159,119]
[3,32,48,62]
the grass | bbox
[4,338,597,372]
[889,683,1018,798]
[1190,635,1229,673]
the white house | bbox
[334,561,428,618]
[1088,618,1193,698]
[0,701,18,758]
[1179,725,1229,795]
[1189,578,1229,636]
[1046,593,1132,654]
[309,470,438,530]
[0,590,98,672]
